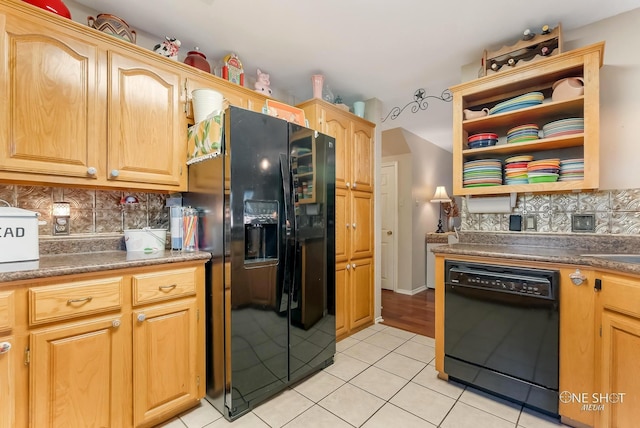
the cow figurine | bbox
[153,37,181,60]
[254,69,272,96]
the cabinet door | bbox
[350,190,373,259]
[559,268,595,427]
[133,298,199,427]
[335,262,350,338]
[350,258,373,330]
[0,14,104,181]
[351,121,374,192]
[108,51,186,189]
[596,274,640,428]
[30,316,126,428]
[322,110,351,189]
[0,336,14,428]
[335,188,350,263]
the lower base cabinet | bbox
[596,273,640,428]
[133,299,199,427]
[2,261,205,428]
[336,258,373,339]
[0,335,14,428]
[30,317,127,427]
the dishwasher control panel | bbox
[445,261,558,299]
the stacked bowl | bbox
[463,159,502,187]
[542,118,584,138]
[504,155,533,185]
[506,124,539,144]
[467,132,498,149]
[559,158,585,181]
[527,158,560,184]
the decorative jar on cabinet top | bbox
[184,48,211,73]
[87,13,137,44]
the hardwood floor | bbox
[381,288,435,338]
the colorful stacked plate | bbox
[542,118,584,138]
[463,159,502,187]
[506,124,540,144]
[468,132,498,149]
[504,155,533,185]
[488,92,545,115]
[559,158,585,181]
[527,158,560,183]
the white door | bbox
[380,162,398,291]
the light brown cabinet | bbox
[594,273,640,428]
[297,99,375,339]
[1,260,205,428]
[30,315,127,427]
[449,42,604,196]
[133,299,199,427]
[0,291,15,428]
[0,8,105,186]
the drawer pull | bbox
[0,342,10,354]
[67,296,93,305]
[137,313,146,323]
[112,319,121,328]
[158,284,178,292]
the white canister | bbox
[192,89,223,123]
[0,207,39,264]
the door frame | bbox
[381,161,399,292]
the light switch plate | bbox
[524,215,537,231]
[571,214,596,232]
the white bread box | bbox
[0,207,39,264]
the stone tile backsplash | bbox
[461,188,640,234]
[0,184,169,236]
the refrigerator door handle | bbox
[279,153,294,236]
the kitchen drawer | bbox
[132,267,197,306]
[29,277,124,325]
[0,291,14,332]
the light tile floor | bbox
[156,323,568,428]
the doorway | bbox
[380,162,398,291]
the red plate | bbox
[468,133,498,142]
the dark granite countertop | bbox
[431,231,640,276]
[0,250,212,284]
[0,235,211,285]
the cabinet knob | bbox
[346,223,350,229]
[346,182,351,188]
[346,264,350,270]
[0,342,11,354]
[387,230,393,235]
[352,223,356,229]
[112,319,121,328]
[352,263,357,269]
[137,313,146,322]
[110,169,120,178]
[352,183,357,189]
[87,166,97,176]
[569,269,587,286]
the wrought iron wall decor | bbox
[381,88,452,122]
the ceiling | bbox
[73,0,639,150]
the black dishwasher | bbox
[444,260,560,416]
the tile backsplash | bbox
[460,188,640,234]
[0,184,169,236]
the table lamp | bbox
[430,186,451,233]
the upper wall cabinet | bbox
[0,8,106,185]
[0,0,269,192]
[450,42,604,196]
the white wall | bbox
[563,8,640,190]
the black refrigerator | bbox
[184,106,336,420]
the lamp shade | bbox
[430,186,451,203]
